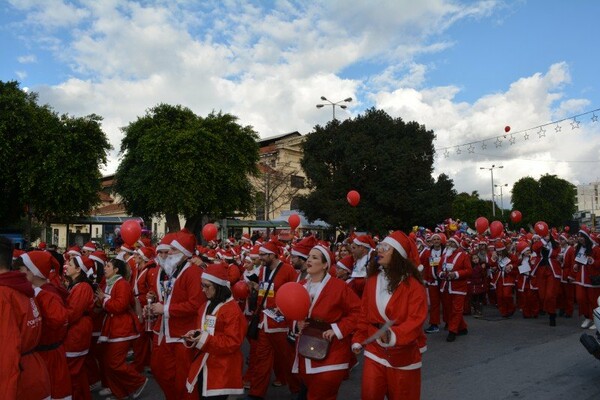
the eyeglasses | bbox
[376,243,392,252]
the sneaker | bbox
[98,388,112,396]
[243,381,251,389]
[89,381,102,392]
[424,325,439,334]
[581,318,593,329]
[446,332,456,342]
[132,378,148,399]
[589,324,597,331]
[272,381,284,387]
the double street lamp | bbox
[480,164,503,217]
[316,96,352,120]
[494,183,509,216]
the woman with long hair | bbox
[352,231,428,400]
[96,258,148,399]
[572,227,600,329]
[184,264,246,399]
[292,244,361,400]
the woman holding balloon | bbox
[285,244,360,400]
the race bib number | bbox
[203,315,216,336]
[430,256,440,267]
[258,282,275,298]
[575,253,588,265]
[443,263,454,271]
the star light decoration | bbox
[570,118,580,129]
[555,123,562,133]
[592,113,598,122]
[538,127,546,138]
[509,135,516,145]
[481,141,487,150]
[495,138,502,148]
[468,144,475,153]
[444,149,450,158]
[456,146,462,155]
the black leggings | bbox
[197,370,229,400]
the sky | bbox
[2,0,600,212]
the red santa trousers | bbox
[537,268,560,314]
[132,332,152,373]
[441,292,467,333]
[151,336,197,400]
[101,341,146,398]
[496,285,516,317]
[248,330,300,398]
[576,285,600,319]
[39,345,72,400]
[426,285,441,325]
[67,355,91,400]
[85,338,106,386]
[299,364,346,400]
[361,357,420,400]
[520,288,539,318]
[559,282,575,316]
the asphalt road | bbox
[94,305,600,400]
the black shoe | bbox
[458,328,469,336]
[446,332,456,342]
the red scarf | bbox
[0,271,35,297]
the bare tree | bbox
[253,161,305,221]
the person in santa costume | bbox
[63,255,95,400]
[348,235,376,298]
[149,229,207,400]
[244,240,300,400]
[572,227,600,330]
[0,239,52,400]
[438,234,472,342]
[88,249,109,393]
[421,233,445,334]
[14,251,72,400]
[557,232,576,318]
[531,231,562,326]
[131,246,157,373]
[95,258,148,399]
[290,235,318,284]
[489,241,517,319]
[292,245,361,400]
[515,241,539,318]
[351,231,427,400]
[184,264,247,399]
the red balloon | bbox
[202,223,218,242]
[232,280,250,300]
[275,282,310,321]
[288,214,301,230]
[347,190,360,207]
[475,217,489,234]
[489,220,504,239]
[504,126,511,133]
[534,221,549,237]
[121,220,142,246]
[510,210,522,223]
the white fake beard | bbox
[445,247,455,256]
[163,254,184,276]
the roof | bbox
[49,216,143,225]
[258,132,301,148]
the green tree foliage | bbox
[299,108,456,233]
[0,80,111,226]
[512,174,576,227]
[452,191,499,226]
[115,104,259,234]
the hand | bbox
[379,330,391,344]
[95,288,105,301]
[573,265,579,273]
[150,303,165,315]
[297,320,309,331]
[322,329,336,342]
[588,256,594,265]
[505,265,512,273]
[352,343,363,354]
[146,292,156,303]
[247,281,259,291]
[182,329,201,346]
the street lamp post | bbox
[494,183,509,216]
[480,165,503,217]
[316,96,352,120]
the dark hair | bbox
[577,233,593,256]
[207,284,233,314]
[92,260,105,283]
[0,237,13,270]
[367,248,423,293]
[67,258,92,289]
[108,258,128,277]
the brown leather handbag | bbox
[298,319,331,361]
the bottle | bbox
[145,297,155,332]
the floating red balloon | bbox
[288,214,301,230]
[510,210,522,224]
[489,220,504,239]
[232,281,250,300]
[275,282,310,321]
[121,220,142,246]
[504,126,511,133]
[202,223,218,242]
[347,190,360,207]
[534,221,549,237]
[475,217,489,234]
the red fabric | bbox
[559,282,575,316]
[347,277,366,298]
[439,249,472,295]
[576,285,600,319]
[0,281,51,400]
[132,332,152,372]
[0,271,34,297]
[67,353,91,400]
[101,341,146,398]
[361,356,421,400]
[536,267,560,314]
[99,277,140,342]
[441,292,468,333]
[256,262,299,332]
[426,285,441,325]
[64,282,94,355]
[151,338,197,400]
[299,366,346,400]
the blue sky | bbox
[2,0,600,207]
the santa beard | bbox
[163,254,185,276]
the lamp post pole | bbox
[495,183,508,216]
[480,165,503,217]
[316,96,353,120]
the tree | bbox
[253,161,304,220]
[299,108,456,233]
[114,104,259,236]
[0,80,111,240]
[512,174,576,227]
[451,191,499,226]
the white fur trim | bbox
[313,245,331,267]
[21,253,45,278]
[382,237,408,259]
[203,273,230,288]
[171,239,192,257]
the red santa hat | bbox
[137,247,155,262]
[12,248,25,260]
[249,245,261,259]
[291,235,318,259]
[494,241,506,252]
[259,240,283,256]
[82,241,96,252]
[431,232,447,245]
[447,233,463,247]
[312,244,335,268]
[516,241,530,256]
[381,230,420,267]
[38,242,47,250]
[170,229,196,258]
[121,244,135,254]
[579,225,594,243]
[89,250,108,267]
[156,233,175,252]
[353,235,375,249]
[204,249,217,261]
[202,263,231,288]
[20,251,59,279]
[67,245,82,257]
[73,256,95,275]
[336,255,354,273]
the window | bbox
[291,175,305,189]
[290,196,301,210]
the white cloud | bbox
[17,54,37,63]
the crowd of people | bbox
[1,221,599,400]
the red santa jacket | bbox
[421,247,443,286]
[292,274,361,374]
[155,261,207,343]
[257,262,299,333]
[352,273,427,369]
[516,255,538,292]
[99,276,140,343]
[572,245,600,287]
[186,298,247,397]
[532,240,562,279]
[0,272,51,400]
[64,281,94,357]
[559,245,575,283]
[490,254,518,288]
[439,249,472,295]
